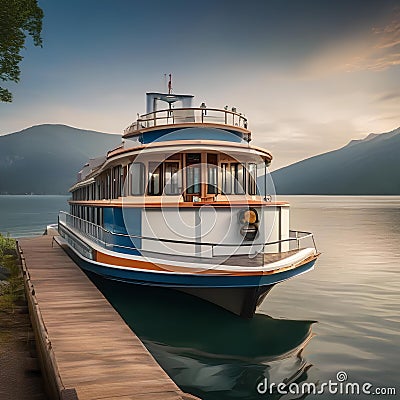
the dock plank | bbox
[18,235,199,400]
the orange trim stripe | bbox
[94,250,318,277]
[95,251,259,276]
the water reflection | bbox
[89,273,317,400]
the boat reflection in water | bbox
[90,273,316,400]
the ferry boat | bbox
[57,87,320,318]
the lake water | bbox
[0,195,69,237]
[1,195,399,399]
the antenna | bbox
[168,73,172,94]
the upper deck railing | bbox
[123,107,249,136]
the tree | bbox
[0,0,43,102]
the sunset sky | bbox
[1,0,399,169]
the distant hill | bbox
[0,125,121,194]
[271,127,400,195]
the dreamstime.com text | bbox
[257,371,397,396]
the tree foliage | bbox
[0,0,43,102]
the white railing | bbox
[124,107,248,136]
[59,212,317,258]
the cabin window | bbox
[96,180,101,200]
[207,154,218,194]
[89,184,92,200]
[120,166,126,196]
[164,162,180,195]
[101,175,105,199]
[234,163,246,194]
[186,167,201,194]
[207,166,218,194]
[248,163,257,195]
[106,171,111,199]
[112,165,121,199]
[186,153,201,194]
[102,175,107,199]
[186,153,201,165]
[221,163,246,194]
[221,163,231,194]
[230,164,236,193]
[207,154,218,165]
[130,162,145,195]
[97,178,101,199]
[148,162,163,195]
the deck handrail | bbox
[59,211,317,256]
[123,106,249,136]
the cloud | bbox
[345,52,400,72]
[300,9,400,76]
[376,92,400,102]
[251,119,359,170]
[345,10,400,72]
[373,12,400,49]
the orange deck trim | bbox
[95,251,261,276]
[94,250,317,277]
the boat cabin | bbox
[67,92,289,258]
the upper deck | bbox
[123,92,251,143]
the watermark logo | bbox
[256,371,397,396]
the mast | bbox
[168,73,172,94]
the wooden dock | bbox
[18,235,199,400]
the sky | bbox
[0,0,399,169]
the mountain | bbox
[271,127,400,195]
[0,124,121,194]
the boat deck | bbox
[222,249,300,266]
[140,248,302,267]
[18,235,199,400]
